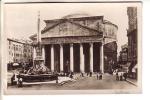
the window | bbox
[13,45,15,50]
[96,22,99,30]
[9,41,11,45]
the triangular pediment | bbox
[39,20,102,38]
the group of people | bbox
[96,72,103,80]
[116,71,128,81]
[11,73,23,87]
[80,72,103,80]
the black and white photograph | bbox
[1,1,142,94]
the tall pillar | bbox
[33,47,36,60]
[80,43,84,73]
[70,44,74,72]
[90,43,93,72]
[42,46,45,64]
[51,44,54,72]
[60,44,63,72]
[33,47,36,66]
[100,43,104,73]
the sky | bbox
[4,3,136,53]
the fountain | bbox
[16,12,58,84]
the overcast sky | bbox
[4,3,138,52]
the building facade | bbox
[7,38,33,64]
[30,14,118,73]
[119,43,128,64]
[127,7,138,75]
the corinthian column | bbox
[51,44,54,72]
[80,43,84,73]
[90,43,93,72]
[70,44,74,72]
[100,43,104,73]
[60,44,64,72]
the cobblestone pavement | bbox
[7,73,137,90]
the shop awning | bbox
[132,64,138,72]
[13,63,19,66]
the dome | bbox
[62,13,90,19]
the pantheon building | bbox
[30,14,118,73]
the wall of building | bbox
[127,7,137,67]
[7,38,33,64]
[119,44,128,64]
[103,23,118,39]
[127,7,138,78]
[31,15,118,73]
[8,40,24,63]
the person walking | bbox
[120,73,123,81]
[89,72,92,77]
[96,72,99,80]
[56,73,59,83]
[116,72,119,81]
[123,72,127,81]
[18,78,23,87]
[87,72,89,77]
[11,73,15,85]
[99,72,102,80]
[80,72,83,77]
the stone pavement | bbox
[7,73,137,90]
[126,78,138,86]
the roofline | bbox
[7,38,32,45]
[103,20,118,29]
[30,19,103,40]
[44,16,104,23]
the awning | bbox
[133,64,138,69]
[132,64,138,72]
[13,63,19,66]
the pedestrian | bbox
[80,72,84,77]
[116,72,119,81]
[87,72,89,76]
[18,78,23,87]
[11,73,15,85]
[56,74,58,83]
[120,73,123,81]
[70,72,74,79]
[99,73,102,80]
[89,72,92,77]
[96,72,99,80]
[123,72,127,81]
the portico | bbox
[39,41,104,73]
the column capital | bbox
[90,42,93,46]
[59,43,63,46]
[70,43,73,46]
